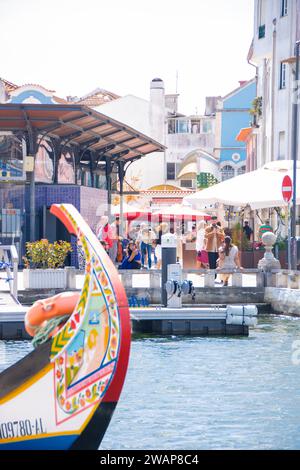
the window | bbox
[167,119,190,134]
[177,119,189,133]
[0,134,25,181]
[280,62,287,89]
[168,119,176,134]
[278,131,285,159]
[258,0,266,38]
[202,120,212,133]
[258,25,265,39]
[167,162,176,180]
[237,166,246,176]
[191,120,201,134]
[180,179,193,188]
[221,165,235,181]
[281,0,288,16]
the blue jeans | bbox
[141,242,152,268]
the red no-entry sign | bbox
[282,175,293,203]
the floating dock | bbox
[131,305,257,336]
[0,293,28,340]
[0,299,258,339]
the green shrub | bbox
[23,239,72,269]
[231,222,251,250]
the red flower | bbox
[56,370,62,379]
[86,389,91,398]
[66,402,71,411]
[59,357,64,365]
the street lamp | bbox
[291,40,300,270]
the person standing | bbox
[258,219,273,241]
[196,220,208,269]
[217,236,242,286]
[154,222,169,269]
[243,220,253,241]
[109,217,120,263]
[96,216,114,257]
[205,216,225,272]
[137,223,155,269]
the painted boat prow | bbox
[0,203,131,450]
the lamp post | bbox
[291,41,300,270]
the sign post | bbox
[282,175,293,270]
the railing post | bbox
[149,270,161,289]
[275,271,288,288]
[65,266,76,290]
[181,270,188,281]
[256,270,265,288]
[204,270,215,287]
[232,271,243,287]
[120,271,133,289]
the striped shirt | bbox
[258,224,273,240]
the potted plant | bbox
[231,222,256,268]
[23,239,73,289]
[250,96,262,128]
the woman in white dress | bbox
[217,236,242,286]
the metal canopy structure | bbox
[0,103,165,241]
[0,103,164,160]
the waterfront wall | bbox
[265,288,300,316]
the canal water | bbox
[1,315,300,450]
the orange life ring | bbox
[25,291,80,337]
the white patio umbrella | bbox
[111,202,151,215]
[96,202,151,217]
[183,160,300,210]
[152,204,209,218]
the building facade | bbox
[102,79,220,195]
[251,0,300,167]
[165,94,219,191]
[215,79,256,181]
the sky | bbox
[0,0,254,115]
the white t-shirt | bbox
[196,228,205,252]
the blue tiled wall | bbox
[24,184,108,267]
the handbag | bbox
[200,249,209,264]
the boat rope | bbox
[32,315,70,349]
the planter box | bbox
[23,268,68,289]
[240,250,287,269]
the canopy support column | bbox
[23,110,38,242]
[105,156,113,218]
[118,160,126,237]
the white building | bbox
[165,94,218,191]
[98,78,219,193]
[252,0,300,167]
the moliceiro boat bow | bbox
[0,204,131,450]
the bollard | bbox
[161,233,177,307]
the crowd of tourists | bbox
[94,214,273,286]
[95,216,169,271]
